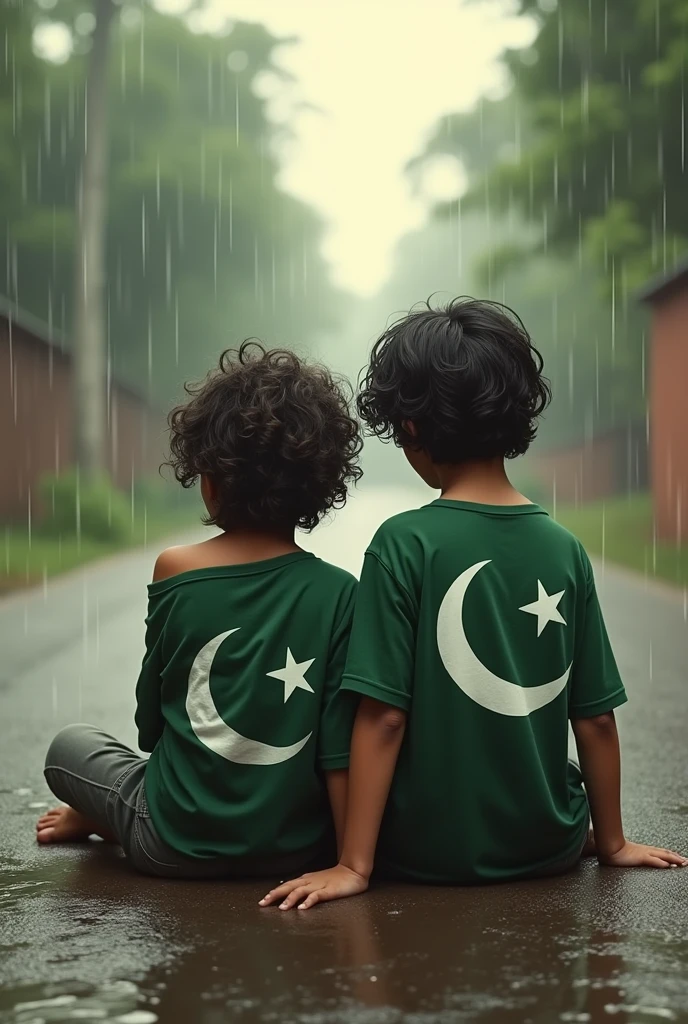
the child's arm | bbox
[572,711,686,868]
[316,580,359,859]
[325,769,348,857]
[260,697,405,910]
[260,540,416,911]
[338,698,406,878]
[569,549,685,869]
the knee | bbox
[45,722,92,772]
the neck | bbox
[434,459,530,506]
[208,526,300,562]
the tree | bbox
[403,0,686,449]
[72,0,115,477]
[465,0,688,294]
[1,4,345,421]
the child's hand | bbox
[259,864,369,910]
[598,840,687,869]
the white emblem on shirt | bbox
[437,561,571,717]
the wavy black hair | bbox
[357,297,551,464]
[166,342,363,532]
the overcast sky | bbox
[36,0,537,296]
[171,0,536,295]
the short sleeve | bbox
[134,594,166,753]
[317,578,359,770]
[340,551,417,712]
[568,557,627,719]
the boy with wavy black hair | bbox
[37,343,361,878]
[262,297,685,909]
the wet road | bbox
[1,487,687,1024]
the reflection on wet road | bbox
[1,487,687,1023]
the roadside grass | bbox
[3,489,686,595]
[555,495,688,591]
[1,503,197,595]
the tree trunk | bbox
[72,0,115,480]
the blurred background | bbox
[1,0,687,593]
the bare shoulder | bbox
[153,544,201,582]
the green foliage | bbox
[404,0,685,450]
[40,469,131,542]
[556,495,688,590]
[476,0,688,288]
[0,3,344,404]
[132,472,201,519]
[347,201,640,451]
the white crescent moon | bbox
[437,560,571,717]
[186,629,312,764]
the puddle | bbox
[0,980,157,1024]
[604,1007,676,1020]
[0,879,51,906]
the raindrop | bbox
[174,295,179,365]
[601,503,606,570]
[141,197,146,272]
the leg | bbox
[39,724,228,877]
[40,723,144,847]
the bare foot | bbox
[36,805,115,844]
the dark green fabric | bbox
[341,501,627,884]
[135,552,357,866]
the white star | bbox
[519,581,567,637]
[266,648,315,703]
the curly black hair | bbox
[166,342,363,532]
[357,297,551,464]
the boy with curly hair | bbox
[37,343,362,878]
[262,298,686,909]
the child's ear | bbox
[402,419,418,439]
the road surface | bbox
[1,486,687,1024]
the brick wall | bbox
[0,313,165,522]
[650,287,688,542]
[530,426,648,507]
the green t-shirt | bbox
[135,551,356,871]
[341,500,627,884]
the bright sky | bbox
[35,0,537,296]
[218,0,536,295]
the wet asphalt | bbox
[1,486,687,1024]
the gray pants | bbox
[44,723,232,879]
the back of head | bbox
[358,297,551,464]
[167,342,362,532]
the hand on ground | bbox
[259,864,369,910]
[599,840,687,869]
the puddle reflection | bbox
[1,847,687,1023]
